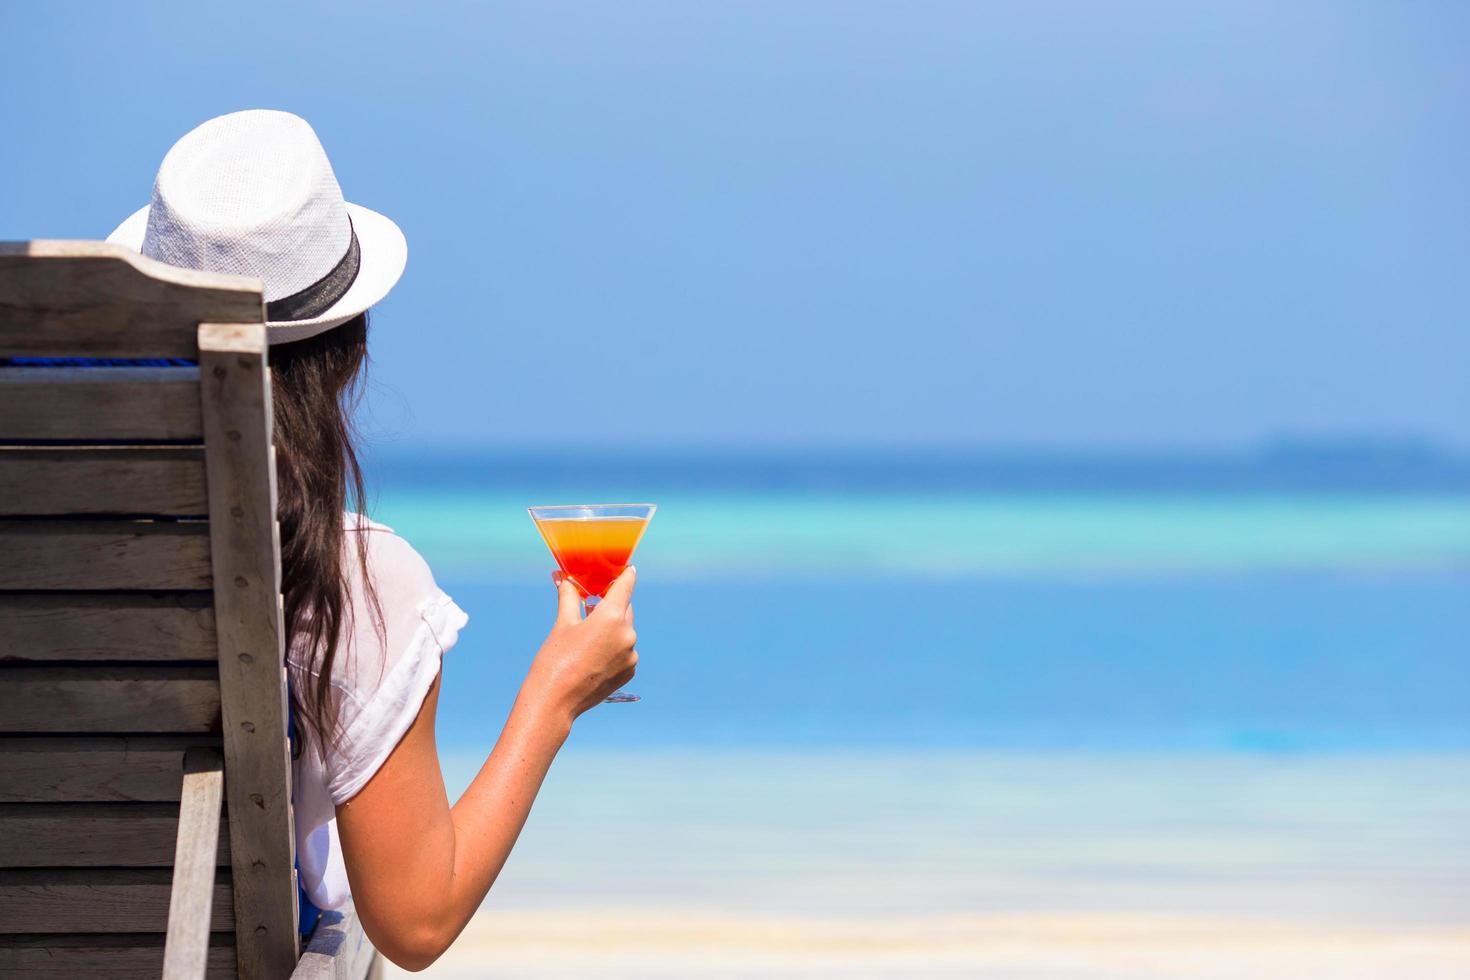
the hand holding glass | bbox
[529,503,656,703]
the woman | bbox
[108,110,638,971]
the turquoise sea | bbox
[371,450,1470,752]
[373,449,1470,977]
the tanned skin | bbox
[336,567,639,971]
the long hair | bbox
[270,312,378,742]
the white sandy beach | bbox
[390,909,1470,979]
[383,750,1470,978]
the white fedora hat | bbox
[108,109,406,344]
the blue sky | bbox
[5,1,1467,450]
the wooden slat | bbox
[199,322,300,978]
[0,736,222,802]
[0,804,228,868]
[292,904,378,980]
[0,366,203,441]
[164,748,226,979]
[0,446,208,516]
[0,593,216,663]
[0,869,232,933]
[0,240,262,358]
[0,666,221,734]
[0,519,211,590]
[0,933,236,978]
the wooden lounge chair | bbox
[0,242,382,979]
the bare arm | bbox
[336,568,639,971]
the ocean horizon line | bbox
[365,440,1470,495]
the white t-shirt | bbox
[287,515,469,910]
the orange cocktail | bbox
[533,516,650,599]
[528,503,657,704]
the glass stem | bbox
[583,596,640,703]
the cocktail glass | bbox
[528,503,656,704]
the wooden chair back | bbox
[0,241,300,978]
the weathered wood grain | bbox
[163,748,226,979]
[0,869,232,933]
[0,519,212,590]
[0,804,228,868]
[0,593,215,662]
[0,240,262,358]
[199,322,300,978]
[0,446,208,516]
[0,243,280,978]
[0,366,204,441]
[0,932,236,978]
[0,666,221,734]
[291,904,378,980]
[0,736,223,802]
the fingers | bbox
[597,565,637,616]
[554,574,584,626]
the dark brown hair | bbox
[269,312,378,741]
